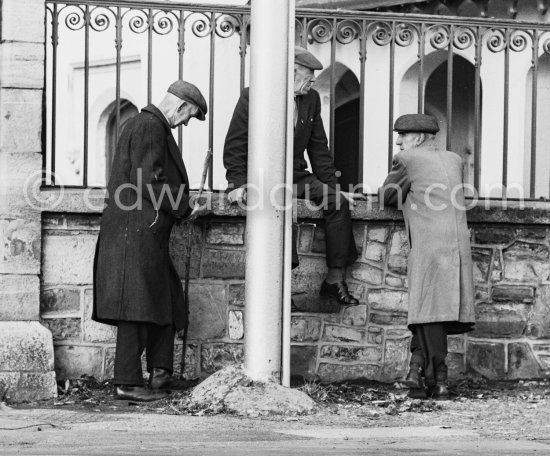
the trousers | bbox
[113,321,175,385]
[409,322,448,387]
[292,175,358,268]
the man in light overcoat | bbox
[93,81,207,402]
[379,114,475,399]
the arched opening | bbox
[425,55,479,187]
[103,99,138,182]
[315,63,361,190]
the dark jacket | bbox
[93,105,191,330]
[223,87,339,189]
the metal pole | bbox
[281,0,295,388]
[244,0,291,383]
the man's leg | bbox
[146,323,196,391]
[297,176,359,305]
[113,321,169,401]
[404,328,428,398]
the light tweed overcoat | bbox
[380,143,475,333]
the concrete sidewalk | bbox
[1,407,549,455]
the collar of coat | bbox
[142,104,172,132]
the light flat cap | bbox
[394,114,439,134]
[167,80,207,121]
[295,46,323,70]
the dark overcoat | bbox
[223,87,340,190]
[93,105,191,330]
[380,144,475,334]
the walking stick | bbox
[180,149,212,380]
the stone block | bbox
[492,285,535,303]
[507,342,544,379]
[350,263,383,285]
[367,226,387,243]
[311,226,326,253]
[475,285,490,302]
[297,224,314,253]
[317,363,380,383]
[364,241,386,263]
[290,345,318,380]
[0,89,42,152]
[54,345,103,380]
[229,310,244,340]
[323,325,365,343]
[187,282,227,340]
[472,303,529,338]
[503,242,550,282]
[367,326,383,345]
[388,229,409,275]
[173,344,199,379]
[291,256,327,293]
[471,248,492,283]
[385,275,405,288]
[65,214,101,230]
[0,42,44,89]
[169,223,203,279]
[382,337,409,381]
[474,227,516,245]
[201,248,246,279]
[0,218,41,274]
[42,233,97,285]
[41,317,81,341]
[369,312,408,326]
[466,341,505,379]
[516,227,547,241]
[368,290,408,313]
[201,343,244,374]
[41,287,80,314]
[228,282,245,307]
[291,316,322,342]
[0,273,39,320]
[352,223,366,255]
[448,336,465,353]
[320,345,381,363]
[532,344,550,370]
[0,322,54,372]
[526,285,550,339]
[292,292,341,314]
[82,289,117,343]
[342,305,367,326]
[0,0,45,43]
[491,250,503,282]
[205,222,244,245]
[0,372,57,403]
[104,346,116,380]
[447,353,465,380]
[386,329,409,337]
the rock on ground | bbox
[189,366,316,416]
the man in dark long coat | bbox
[93,81,208,402]
[223,46,365,306]
[379,114,475,399]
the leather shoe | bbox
[403,364,424,389]
[430,382,450,400]
[320,280,359,306]
[407,387,428,399]
[148,368,198,391]
[115,385,168,402]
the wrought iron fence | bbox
[44,0,550,199]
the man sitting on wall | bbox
[223,46,366,305]
[379,114,475,399]
[93,81,208,402]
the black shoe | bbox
[430,382,450,400]
[148,368,198,391]
[115,385,169,402]
[408,387,428,399]
[319,280,359,306]
[403,364,424,389]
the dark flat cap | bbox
[167,80,207,121]
[295,46,323,70]
[394,114,439,134]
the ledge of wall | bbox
[40,188,550,225]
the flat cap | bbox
[167,80,207,121]
[295,46,323,70]
[393,114,439,134]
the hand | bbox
[228,187,247,205]
[340,191,367,206]
[187,197,209,221]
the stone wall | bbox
[41,200,550,383]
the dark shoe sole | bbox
[408,388,428,399]
[115,391,169,402]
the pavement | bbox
[1,406,550,455]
